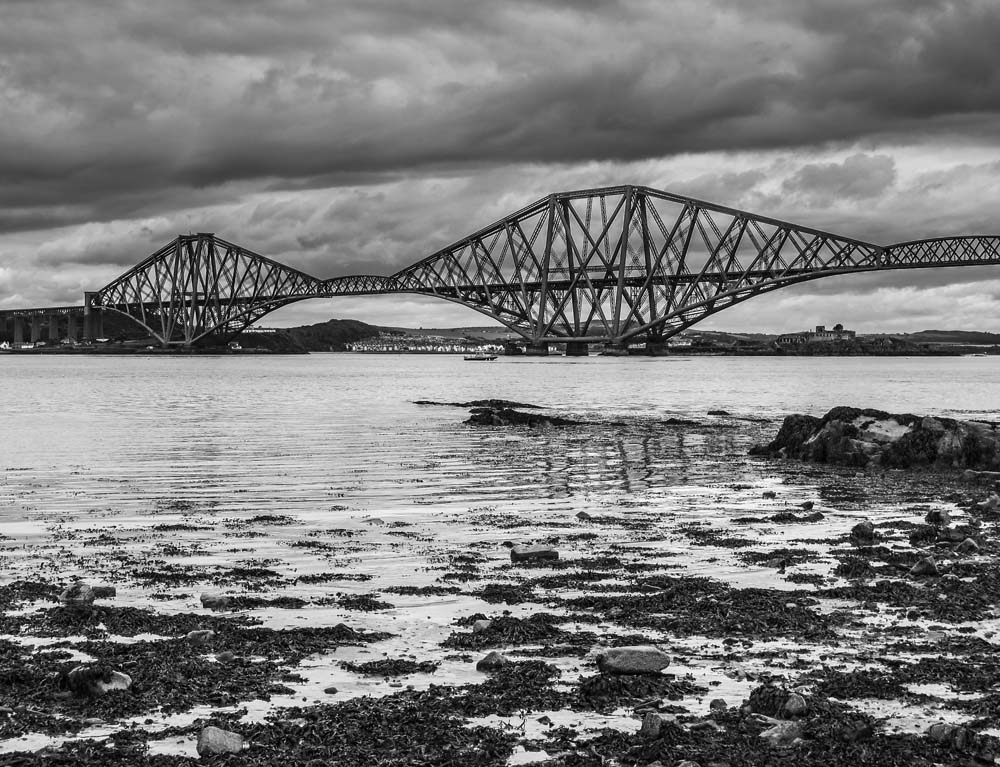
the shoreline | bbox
[2,407,1000,764]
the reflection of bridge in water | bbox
[433,420,747,500]
[3,185,999,353]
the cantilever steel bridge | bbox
[17,185,1000,350]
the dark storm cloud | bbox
[3,0,1000,233]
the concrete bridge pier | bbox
[30,316,42,343]
[48,315,60,342]
[524,342,549,356]
[12,317,23,345]
[564,341,589,356]
[600,342,630,356]
[83,293,103,340]
[66,314,78,341]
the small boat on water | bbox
[464,353,498,361]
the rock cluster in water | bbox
[750,406,1000,470]
[465,407,581,427]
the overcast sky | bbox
[2,0,1000,333]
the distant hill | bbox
[239,318,382,352]
[892,330,1000,345]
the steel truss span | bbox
[91,186,1000,347]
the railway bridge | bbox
[2,185,998,354]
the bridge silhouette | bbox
[3,185,999,353]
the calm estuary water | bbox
[1,353,998,522]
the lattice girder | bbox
[88,188,1000,347]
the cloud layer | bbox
[2,0,1000,332]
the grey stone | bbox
[799,500,814,510]
[216,651,236,663]
[323,685,338,694]
[200,593,231,611]
[925,509,951,528]
[850,520,877,546]
[510,545,559,564]
[576,511,593,521]
[956,538,980,555]
[927,722,957,743]
[476,651,509,672]
[59,583,95,608]
[709,698,728,712]
[472,619,492,634]
[596,645,670,675]
[760,720,804,747]
[91,585,116,599]
[197,726,244,756]
[784,693,808,716]
[762,491,776,499]
[185,629,215,644]
[638,712,663,738]
[939,574,963,590]
[908,556,939,578]
[94,671,131,694]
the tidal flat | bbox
[2,402,1000,766]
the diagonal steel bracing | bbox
[87,186,1000,347]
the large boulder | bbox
[510,545,559,564]
[751,407,1000,471]
[595,645,670,675]
[59,583,95,609]
[197,726,244,756]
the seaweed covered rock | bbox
[466,407,580,427]
[751,407,1000,470]
[62,665,131,697]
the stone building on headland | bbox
[775,323,856,346]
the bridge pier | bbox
[645,341,670,356]
[83,293,103,340]
[502,341,523,356]
[30,316,42,343]
[564,341,589,357]
[600,342,630,356]
[12,317,23,345]
[48,314,60,343]
[66,314,78,341]
[523,342,549,356]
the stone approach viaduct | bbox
[1,185,998,355]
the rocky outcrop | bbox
[466,407,580,427]
[750,407,1000,471]
[415,399,541,409]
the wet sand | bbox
[2,409,999,765]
